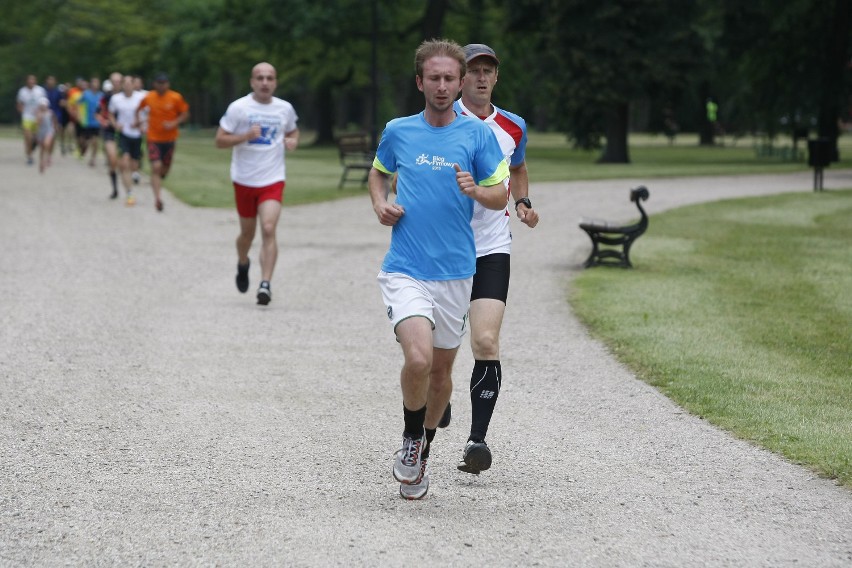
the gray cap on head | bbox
[463,43,499,64]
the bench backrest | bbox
[337,132,374,164]
[630,186,650,231]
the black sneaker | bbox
[457,439,492,474]
[438,401,451,428]
[236,260,250,293]
[257,281,271,305]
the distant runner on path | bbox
[215,62,300,306]
[109,76,145,206]
[135,73,189,212]
[16,74,47,166]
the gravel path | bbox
[2,139,851,566]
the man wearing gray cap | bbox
[453,43,540,475]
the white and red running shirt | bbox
[454,99,528,257]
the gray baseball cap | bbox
[463,43,500,65]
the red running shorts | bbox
[233,180,285,218]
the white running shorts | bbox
[378,271,472,349]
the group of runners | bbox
[15,72,189,211]
[18,39,538,501]
[211,45,539,498]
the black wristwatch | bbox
[514,197,532,210]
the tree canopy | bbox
[3,0,850,161]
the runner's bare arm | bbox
[509,162,538,228]
[369,168,404,226]
[163,110,189,131]
[284,128,300,151]
[453,164,508,210]
[214,125,261,148]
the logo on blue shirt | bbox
[415,153,453,169]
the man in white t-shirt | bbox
[108,76,146,205]
[215,62,300,306]
[16,74,47,165]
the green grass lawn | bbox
[168,129,851,205]
[571,191,852,486]
[167,129,852,204]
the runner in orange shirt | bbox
[134,73,189,212]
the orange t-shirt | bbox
[138,89,189,142]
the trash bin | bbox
[808,137,831,191]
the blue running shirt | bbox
[373,111,509,280]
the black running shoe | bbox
[438,401,451,428]
[257,281,271,305]
[457,439,492,474]
[236,260,250,293]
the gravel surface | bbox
[2,139,851,566]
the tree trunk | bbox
[222,70,237,114]
[598,102,630,164]
[420,0,448,39]
[403,0,450,115]
[817,0,852,162]
[314,82,336,145]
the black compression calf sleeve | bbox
[469,360,501,442]
[423,427,437,459]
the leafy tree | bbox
[508,0,706,163]
[0,0,71,122]
[721,0,852,158]
[44,0,165,76]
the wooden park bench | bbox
[336,132,375,189]
[578,186,650,268]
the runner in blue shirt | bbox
[369,38,509,500]
[76,78,104,167]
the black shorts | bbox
[80,127,99,140]
[102,127,117,143]
[470,253,510,303]
[147,141,175,168]
[119,134,142,160]
[57,110,69,127]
